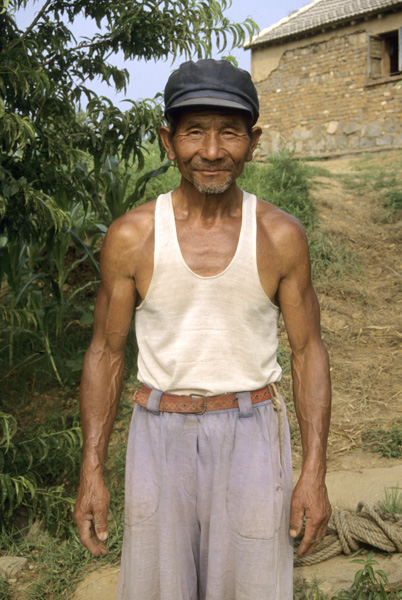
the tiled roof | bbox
[246,0,402,48]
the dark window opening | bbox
[384,31,400,75]
[368,28,402,78]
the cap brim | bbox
[167,97,252,115]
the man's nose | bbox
[199,133,226,161]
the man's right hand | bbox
[73,474,110,556]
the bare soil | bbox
[281,153,402,472]
[291,151,402,596]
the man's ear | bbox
[159,126,176,161]
[246,126,262,162]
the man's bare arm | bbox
[277,219,331,558]
[73,218,137,556]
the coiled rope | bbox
[295,502,402,566]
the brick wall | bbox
[252,20,402,157]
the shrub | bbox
[0,410,82,535]
[239,151,318,231]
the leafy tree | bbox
[0,0,257,377]
[0,0,257,241]
[0,0,257,534]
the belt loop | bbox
[146,389,163,415]
[237,392,254,418]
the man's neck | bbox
[172,180,243,221]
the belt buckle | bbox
[190,394,207,415]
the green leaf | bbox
[67,226,100,277]
[79,312,94,325]
[0,412,18,451]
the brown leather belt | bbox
[134,383,278,415]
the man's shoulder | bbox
[110,199,156,232]
[100,200,158,275]
[255,197,307,247]
[106,199,157,246]
[254,198,311,278]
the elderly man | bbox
[74,59,331,600]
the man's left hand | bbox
[289,474,332,557]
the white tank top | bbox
[135,191,282,395]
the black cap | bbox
[164,59,259,125]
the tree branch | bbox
[3,0,53,52]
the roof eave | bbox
[245,3,402,50]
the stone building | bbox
[246,0,402,157]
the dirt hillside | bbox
[281,152,402,473]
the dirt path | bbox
[317,156,401,470]
[280,154,402,472]
[291,153,402,593]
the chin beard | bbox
[192,174,234,195]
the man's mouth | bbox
[194,166,231,173]
[196,169,227,173]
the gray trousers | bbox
[116,392,293,600]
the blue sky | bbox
[14,0,309,104]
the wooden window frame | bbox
[367,28,402,78]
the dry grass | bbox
[279,153,402,471]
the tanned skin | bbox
[73,109,332,559]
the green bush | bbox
[239,151,318,231]
[295,553,402,599]
[383,189,402,212]
[126,142,181,205]
[363,421,402,459]
[333,553,400,600]
[0,410,82,534]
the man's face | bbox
[160,110,261,195]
